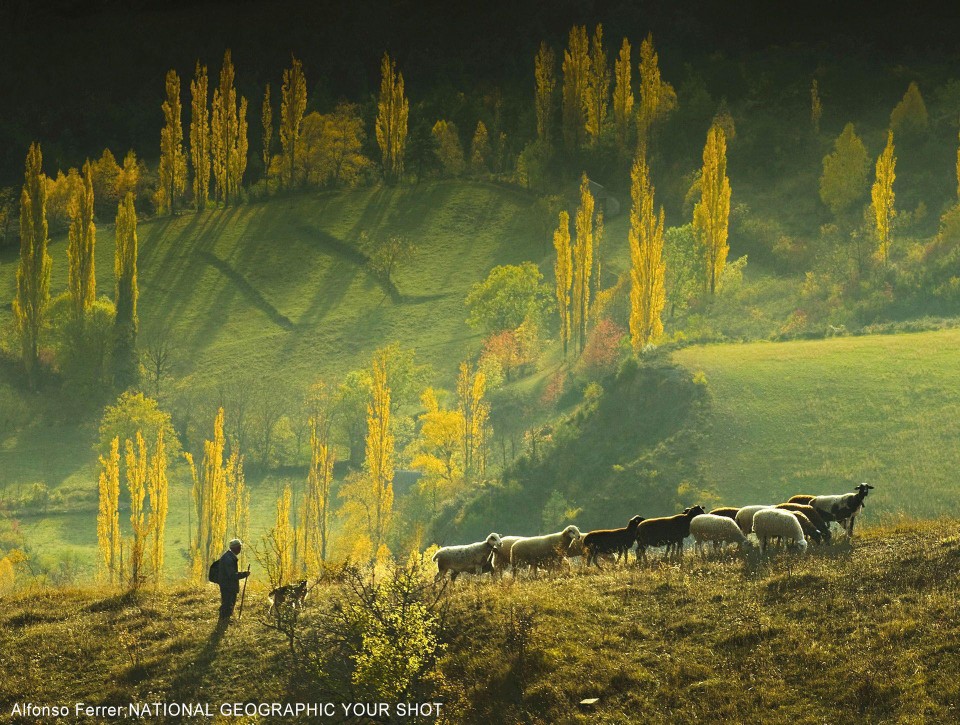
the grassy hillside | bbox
[2,521,959,723]
[0,182,554,396]
[0,181,579,574]
[446,358,709,543]
[673,328,960,517]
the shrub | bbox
[576,318,626,381]
[465,263,554,334]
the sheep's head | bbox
[562,525,582,547]
[856,483,874,495]
[628,515,644,529]
[485,533,503,550]
[686,505,707,518]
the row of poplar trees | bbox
[540,29,731,356]
[535,27,677,154]
[554,128,730,358]
[156,50,249,213]
[156,49,410,211]
[13,143,140,389]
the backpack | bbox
[208,559,220,583]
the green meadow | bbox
[674,329,960,517]
[0,181,572,572]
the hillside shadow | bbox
[0,422,89,489]
[141,207,253,337]
[197,252,294,330]
[168,620,229,700]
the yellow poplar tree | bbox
[629,151,666,351]
[584,25,609,144]
[872,130,896,264]
[534,41,556,144]
[636,34,676,151]
[562,25,590,150]
[471,121,490,174]
[188,407,227,579]
[211,50,246,204]
[261,83,273,182]
[114,193,138,333]
[273,483,294,585]
[67,160,96,317]
[158,69,187,215]
[375,53,409,182]
[302,414,334,572]
[553,210,572,357]
[119,149,141,202]
[280,56,307,188]
[14,143,52,388]
[226,449,249,550]
[147,428,168,584]
[190,62,211,208]
[232,96,248,196]
[457,361,489,482]
[573,173,595,353]
[693,125,731,295]
[97,437,122,585]
[613,38,634,151]
[364,350,394,558]
[125,432,149,588]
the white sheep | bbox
[753,508,808,552]
[690,513,753,556]
[510,525,582,574]
[491,535,524,578]
[735,505,774,535]
[432,532,503,583]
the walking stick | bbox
[238,564,251,620]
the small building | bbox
[575,179,621,218]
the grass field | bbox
[2,520,959,723]
[2,179,959,577]
[673,329,960,518]
[0,181,581,572]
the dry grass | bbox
[1,521,959,723]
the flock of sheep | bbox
[432,483,875,582]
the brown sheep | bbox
[775,503,832,544]
[636,506,706,561]
[708,506,741,520]
[582,515,644,567]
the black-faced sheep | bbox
[433,533,503,583]
[753,508,807,552]
[690,513,753,556]
[636,505,706,561]
[775,503,832,543]
[582,515,644,567]
[810,483,874,537]
[510,525,582,574]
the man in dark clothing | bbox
[218,538,250,621]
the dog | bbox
[268,579,307,614]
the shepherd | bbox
[217,538,251,623]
